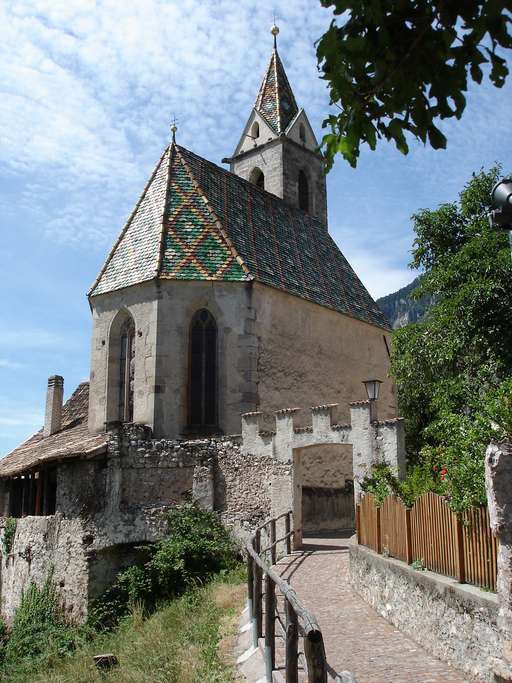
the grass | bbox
[5,567,246,683]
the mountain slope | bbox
[376,276,434,329]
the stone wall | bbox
[0,515,89,623]
[350,543,502,683]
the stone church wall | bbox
[253,282,396,428]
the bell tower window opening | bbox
[249,167,265,190]
[299,123,306,143]
[298,170,309,212]
[119,318,135,422]
[188,309,217,430]
[250,121,260,141]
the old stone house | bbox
[0,32,398,621]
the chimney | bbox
[43,375,64,437]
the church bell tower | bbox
[226,26,328,227]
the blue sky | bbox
[1,0,511,456]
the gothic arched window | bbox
[299,123,306,144]
[119,317,135,422]
[249,167,265,190]
[298,170,309,212]
[251,121,260,140]
[188,309,217,429]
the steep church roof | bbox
[90,144,388,329]
[254,48,299,134]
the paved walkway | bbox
[275,535,472,683]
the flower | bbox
[433,465,438,471]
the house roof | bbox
[90,143,389,329]
[254,48,299,134]
[0,382,107,478]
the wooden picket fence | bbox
[357,493,498,591]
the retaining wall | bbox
[349,543,502,682]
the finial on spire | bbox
[170,115,178,144]
[271,19,279,49]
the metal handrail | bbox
[245,510,327,683]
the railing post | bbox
[247,552,257,648]
[304,631,327,683]
[356,504,361,544]
[376,505,382,554]
[285,512,292,555]
[253,529,263,640]
[455,514,466,584]
[285,598,298,683]
[405,507,413,564]
[264,573,275,681]
[270,519,277,565]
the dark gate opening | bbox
[302,481,355,536]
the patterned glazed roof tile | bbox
[90,143,388,329]
[255,49,298,134]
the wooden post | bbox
[285,598,298,683]
[405,508,413,564]
[356,504,361,544]
[455,514,466,584]
[34,471,44,517]
[264,573,275,680]
[304,631,327,683]
[376,506,382,554]
[285,512,292,555]
[270,519,276,565]
[253,530,263,639]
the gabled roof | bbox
[254,48,299,134]
[90,143,389,330]
[0,383,107,477]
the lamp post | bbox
[362,379,382,421]
[489,178,512,254]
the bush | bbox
[90,503,239,628]
[1,574,88,675]
[2,518,17,555]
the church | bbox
[86,27,395,440]
[0,28,400,621]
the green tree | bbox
[317,1,512,169]
[390,166,512,510]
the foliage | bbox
[0,574,89,679]
[316,1,512,168]
[411,558,426,571]
[2,517,17,555]
[90,503,239,628]
[6,568,246,683]
[388,166,512,510]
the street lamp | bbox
[362,379,383,402]
[489,178,512,251]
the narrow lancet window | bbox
[298,170,309,212]
[189,309,217,430]
[119,318,135,422]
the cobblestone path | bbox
[275,536,473,683]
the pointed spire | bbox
[254,26,299,134]
[170,115,178,144]
[271,22,279,50]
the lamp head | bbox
[363,379,383,402]
[489,178,512,230]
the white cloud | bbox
[0,0,332,247]
[0,359,23,369]
[0,327,63,349]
